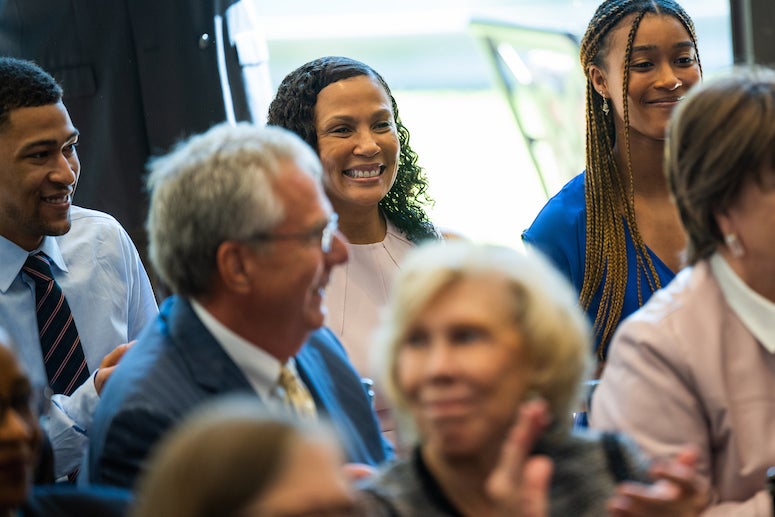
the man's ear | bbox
[216,241,253,294]
[588,65,609,99]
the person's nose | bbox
[353,130,380,158]
[49,151,79,187]
[423,340,457,381]
[655,63,682,91]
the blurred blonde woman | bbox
[359,241,703,516]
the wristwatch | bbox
[767,466,775,516]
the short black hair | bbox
[0,57,63,130]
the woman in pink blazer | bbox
[592,68,775,515]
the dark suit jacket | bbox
[86,295,392,489]
[22,484,132,517]
[0,0,250,254]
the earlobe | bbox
[588,65,609,98]
[714,210,745,257]
[714,210,732,236]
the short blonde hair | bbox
[666,67,775,264]
[375,241,592,431]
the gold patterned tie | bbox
[277,364,317,420]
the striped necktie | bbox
[23,252,89,396]
[277,364,317,420]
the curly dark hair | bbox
[0,57,63,130]
[267,56,436,243]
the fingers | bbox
[489,399,551,495]
[672,445,700,468]
[521,456,554,517]
[95,341,136,394]
[95,365,116,395]
[607,481,682,516]
[99,340,136,368]
[341,462,376,482]
[607,447,706,517]
[649,466,696,494]
[487,398,553,517]
[649,446,702,498]
[513,399,552,454]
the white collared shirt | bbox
[0,206,158,477]
[710,253,775,353]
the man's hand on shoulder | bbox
[95,341,135,394]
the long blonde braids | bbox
[579,0,701,361]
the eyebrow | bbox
[322,109,393,124]
[322,115,357,125]
[18,130,80,154]
[631,41,696,53]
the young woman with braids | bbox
[268,56,437,439]
[522,0,701,369]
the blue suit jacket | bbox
[86,295,392,488]
[22,485,131,517]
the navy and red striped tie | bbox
[23,252,89,396]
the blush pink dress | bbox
[324,220,413,439]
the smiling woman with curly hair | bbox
[268,56,438,440]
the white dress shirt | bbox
[0,206,158,477]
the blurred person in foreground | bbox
[86,123,391,489]
[592,68,775,514]
[131,395,358,517]
[359,240,704,516]
[0,327,130,517]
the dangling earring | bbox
[725,233,745,258]
[599,91,610,116]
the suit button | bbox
[198,33,211,49]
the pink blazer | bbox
[591,261,775,515]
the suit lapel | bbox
[163,296,253,394]
[295,340,336,417]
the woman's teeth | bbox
[344,168,381,179]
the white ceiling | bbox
[254,0,732,89]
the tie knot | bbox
[277,364,317,420]
[277,365,299,391]
[23,253,54,283]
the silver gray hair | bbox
[146,123,322,297]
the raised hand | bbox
[487,398,554,517]
[608,446,706,517]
